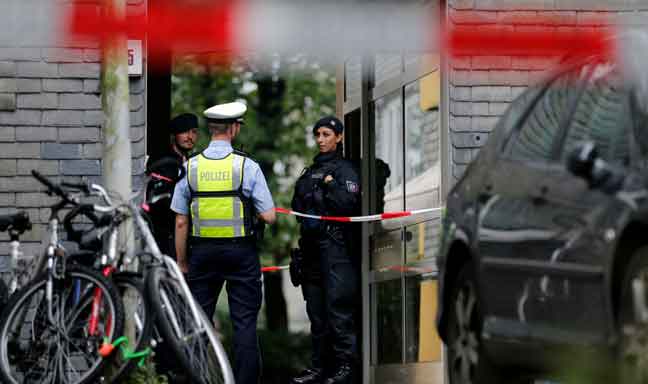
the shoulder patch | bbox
[346,181,360,193]
[233,148,256,161]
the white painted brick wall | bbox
[0,2,147,261]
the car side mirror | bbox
[567,141,627,194]
[567,141,598,183]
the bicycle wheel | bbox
[0,265,124,384]
[146,266,234,384]
[101,272,153,384]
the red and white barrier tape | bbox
[275,207,442,223]
[261,265,436,274]
[150,172,174,183]
[263,207,442,273]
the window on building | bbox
[374,54,402,88]
[405,275,442,363]
[374,90,404,213]
[405,74,441,211]
[345,56,362,102]
[371,229,403,272]
[405,219,441,263]
[371,279,403,365]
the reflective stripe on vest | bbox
[188,153,246,238]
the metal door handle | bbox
[478,193,492,204]
[478,186,493,203]
[531,186,549,205]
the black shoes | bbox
[291,368,324,384]
[291,363,354,384]
[324,364,353,384]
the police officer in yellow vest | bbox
[171,101,276,384]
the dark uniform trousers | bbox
[153,231,176,260]
[187,238,263,384]
[301,228,358,372]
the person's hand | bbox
[178,258,189,274]
[324,175,334,184]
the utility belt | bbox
[189,235,256,246]
[301,219,346,239]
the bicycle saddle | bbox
[0,212,31,234]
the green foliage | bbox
[216,310,312,384]
[533,347,618,384]
[121,359,169,384]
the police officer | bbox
[291,116,361,384]
[171,102,276,384]
[145,113,198,258]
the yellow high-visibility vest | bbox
[187,152,249,238]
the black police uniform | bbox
[145,150,184,258]
[291,150,361,383]
[145,112,197,258]
[185,146,265,384]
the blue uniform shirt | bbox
[171,140,275,216]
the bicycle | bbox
[62,188,154,384]
[27,164,235,384]
[0,171,125,384]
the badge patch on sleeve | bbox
[346,181,359,193]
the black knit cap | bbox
[312,115,344,135]
[170,113,198,134]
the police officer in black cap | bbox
[145,113,198,258]
[291,116,360,384]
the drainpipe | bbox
[101,0,135,349]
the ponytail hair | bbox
[336,141,344,156]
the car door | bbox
[477,67,586,335]
[532,63,635,340]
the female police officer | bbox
[291,116,360,384]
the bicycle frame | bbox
[45,214,62,326]
[89,214,121,337]
[42,195,110,334]
[129,200,205,332]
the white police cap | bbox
[203,101,247,124]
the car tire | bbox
[618,246,648,384]
[446,262,502,384]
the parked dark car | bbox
[436,46,648,383]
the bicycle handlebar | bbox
[89,184,114,208]
[63,204,108,250]
[61,181,90,194]
[31,170,65,198]
[31,170,115,211]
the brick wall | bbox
[448,0,648,182]
[0,0,147,267]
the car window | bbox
[506,71,577,162]
[560,65,632,166]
